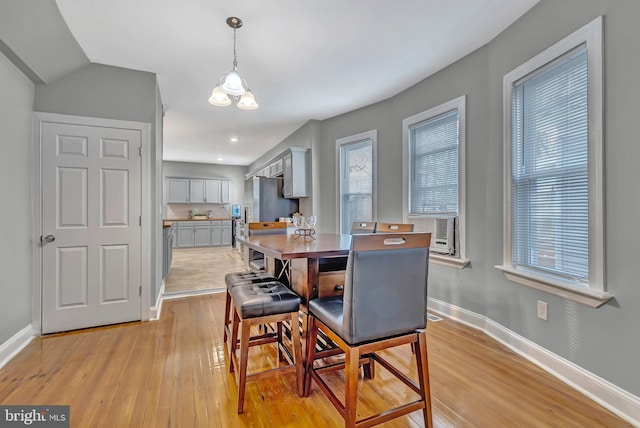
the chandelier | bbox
[208,17,259,110]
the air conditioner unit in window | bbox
[431,217,455,255]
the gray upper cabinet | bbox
[167,178,189,203]
[282,148,309,198]
[167,177,230,204]
[220,180,230,204]
[204,179,221,203]
[270,158,283,177]
[191,179,221,203]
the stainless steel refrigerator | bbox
[244,176,299,223]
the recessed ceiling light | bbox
[217,157,223,161]
[230,137,238,142]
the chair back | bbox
[342,233,430,344]
[350,221,377,234]
[375,222,414,233]
[247,222,287,261]
[248,222,287,236]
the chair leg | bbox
[290,311,304,396]
[344,346,360,428]
[303,316,319,397]
[229,307,240,373]
[362,353,375,379]
[223,291,232,342]
[415,330,433,428]
[236,318,252,414]
[277,321,284,362]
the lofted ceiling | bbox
[54,0,539,166]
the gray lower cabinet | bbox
[221,220,232,245]
[211,221,222,245]
[177,222,196,247]
[194,223,211,246]
[174,220,231,247]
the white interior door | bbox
[41,121,142,334]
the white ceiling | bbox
[55,0,539,166]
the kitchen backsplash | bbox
[166,204,231,219]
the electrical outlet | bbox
[537,300,548,320]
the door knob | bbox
[43,234,56,243]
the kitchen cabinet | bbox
[270,158,283,177]
[282,148,309,198]
[190,179,221,204]
[220,180,230,204]
[163,223,176,278]
[194,223,211,246]
[221,220,232,245]
[177,221,196,247]
[166,177,230,204]
[210,221,222,245]
[167,178,189,203]
[172,220,232,247]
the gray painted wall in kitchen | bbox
[308,0,640,396]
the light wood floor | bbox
[0,294,631,427]
[164,246,246,293]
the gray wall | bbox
[35,62,164,305]
[0,51,35,345]
[162,161,248,211]
[309,0,640,396]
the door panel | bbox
[41,121,142,334]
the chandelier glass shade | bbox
[208,17,258,110]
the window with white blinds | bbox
[409,110,459,215]
[512,45,588,281]
[501,16,606,300]
[337,130,376,235]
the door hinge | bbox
[139,145,142,156]
[139,285,142,296]
[139,215,142,226]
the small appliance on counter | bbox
[208,210,214,218]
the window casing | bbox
[499,16,610,306]
[403,96,466,261]
[336,131,376,235]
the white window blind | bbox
[339,136,374,234]
[512,45,588,282]
[409,110,459,215]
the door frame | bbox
[31,112,151,334]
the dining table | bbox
[235,232,352,359]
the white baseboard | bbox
[150,280,166,321]
[150,283,226,320]
[0,324,36,370]
[428,298,640,427]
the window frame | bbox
[402,95,467,262]
[335,130,377,235]
[497,16,611,307]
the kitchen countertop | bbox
[163,217,232,228]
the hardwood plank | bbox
[0,292,632,427]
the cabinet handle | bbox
[334,284,344,291]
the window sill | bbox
[494,265,613,308]
[430,254,470,269]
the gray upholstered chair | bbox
[375,222,414,233]
[304,232,433,428]
[246,222,287,271]
[228,281,303,413]
[350,221,377,234]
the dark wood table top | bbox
[236,233,352,260]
